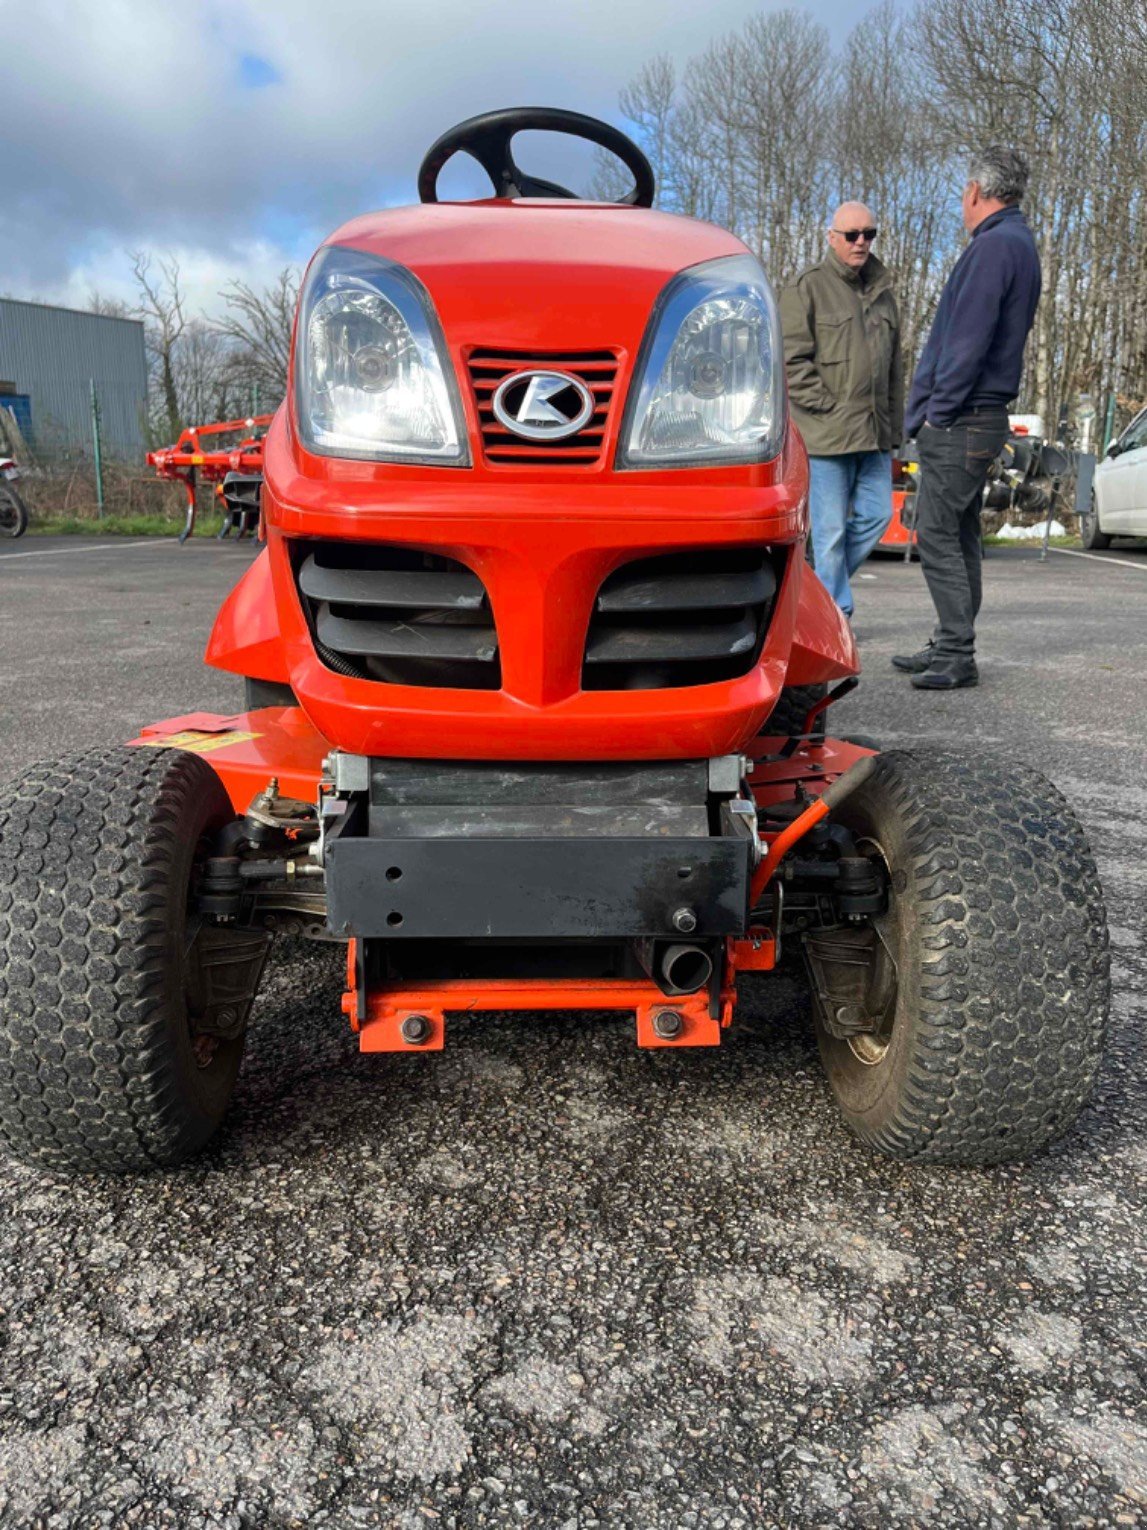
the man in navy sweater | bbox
[895,147,1042,689]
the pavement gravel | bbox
[0,535,1144,1528]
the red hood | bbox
[322,200,748,355]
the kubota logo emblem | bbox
[491,370,594,442]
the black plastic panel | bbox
[326,830,749,939]
[583,547,782,691]
[585,614,757,664]
[299,557,485,610]
[597,565,775,613]
[316,609,498,662]
[294,540,500,689]
[369,758,709,807]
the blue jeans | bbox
[807,451,893,616]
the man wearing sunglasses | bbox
[895,146,1041,689]
[781,201,903,622]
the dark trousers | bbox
[914,410,1009,657]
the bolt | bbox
[652,1010,684,1040]
[671,907,698,934]
[400,1014,432,1046]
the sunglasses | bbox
[836,227,878,244]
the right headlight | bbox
[295,244,468,465]
[619,253,786,469]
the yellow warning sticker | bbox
[137,729,262,755]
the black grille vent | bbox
[296,542,499,690]
[583,548,779,691]
[467,349,619,466]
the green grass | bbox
[27,513,231,538]
[981,533,1080,547]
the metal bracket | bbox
[707,754,744,795]
[330,752,370,795]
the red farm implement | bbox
[148,414,274,542]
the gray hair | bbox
[968,145,1030,204]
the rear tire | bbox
[0,483,28,538]
[1079,490,1111,550]
[807,749,1109,1164]
[0,748,248,1172]
[761,684,827,739]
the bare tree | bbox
[86,291,131,318]
[833,1,957,361]
[611,0,1147,437]
[212,269,298,403]
[176,320,240,426]
[130,252,187,444]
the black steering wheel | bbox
[417,107,655,208]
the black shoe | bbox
[910,658,979,690]
[891,642,935,674]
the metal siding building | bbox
[0,298,148,459]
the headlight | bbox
[296,245,468,464]
[619,254,786,468]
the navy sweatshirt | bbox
[906,206,1041,435]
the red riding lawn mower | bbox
[0,110,1109,1175]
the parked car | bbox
[1084,405,1147,547]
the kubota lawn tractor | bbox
[0,110,1109,1174]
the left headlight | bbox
[296,245,468,465]
[619,253,786,469]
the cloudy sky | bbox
[2,0,871,319]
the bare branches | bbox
[613,0,1147,438]
[105,259,298,445]
[130,252,187,444]
[212,269,298,399]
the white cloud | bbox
[0,0,871,317]
[49,238,298,322]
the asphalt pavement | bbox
[0,535,1144,1527]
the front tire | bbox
[0,749,250,1172]
[0,483,28,538]
[807,749,1109,1164]
[1079,490,1111,550]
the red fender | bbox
[205,547,291,683]
[784,558,858,685]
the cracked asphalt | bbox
[0,534,1144,1527]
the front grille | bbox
[295,541,500,690]
[583,548,780,691]
[467,349,619,466]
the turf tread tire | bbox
[0,748,244,1173]
[762,684,827,739]
[812,748,1109,1164]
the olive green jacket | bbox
[780,249,904,456]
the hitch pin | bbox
[749,755,877,905]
